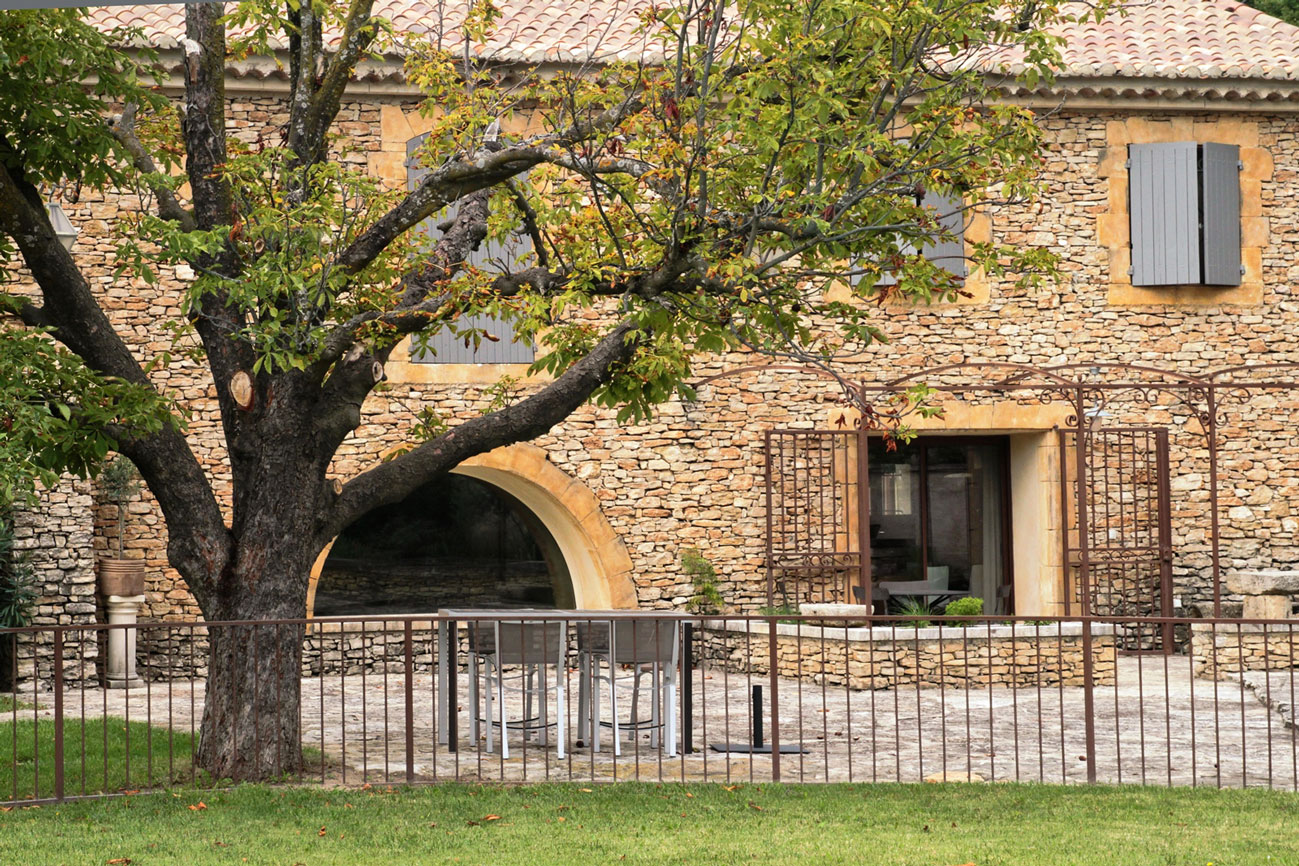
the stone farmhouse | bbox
[14,0,1299,648]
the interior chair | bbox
[575,618,679,757]
[467,618,567,759]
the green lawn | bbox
[1,782,1297,865]
[0,716,198,800]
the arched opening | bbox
[313,474,576,615]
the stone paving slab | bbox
[15,656,1299,789]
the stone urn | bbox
[97,558,146,598]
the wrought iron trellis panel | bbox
[763,429,871,609]
[699,359,1299,621]
[1060,427,1174,650]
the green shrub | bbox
[681,548,723,614]
[944,596,984,619]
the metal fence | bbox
[2,613,1296,804]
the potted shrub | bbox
[97,457,145,597]
[0,514,38,691]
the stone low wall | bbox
[698,620,1117,689]
[1190,622,1299,679]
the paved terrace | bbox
[19,657,1299,789]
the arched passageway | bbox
[308,444,638,615]
[313,475,574,615]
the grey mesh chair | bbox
[467,618,567,759]
[575,618,679,757]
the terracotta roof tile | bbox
[84,0,1299,81]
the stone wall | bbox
[698,620,1118,689]
[1190,622,1299,679]
[7,477,100,687]
[10,86,1299,631]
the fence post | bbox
[767,615,780,781]
[52,628,65,802]
[403,620,415,782]
[1081,616,1098,784]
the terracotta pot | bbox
[98,559,146,597]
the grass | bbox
[0,716,198,801]
[0,694,35,713]
[0,782,1296,864]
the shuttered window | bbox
[1128,142,1242,287]
[405,133,536,364]
[860,191,968,287]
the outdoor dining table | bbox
[435,608,693,752]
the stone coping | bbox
[1190,621,1299,634]
[701,618,1116,643]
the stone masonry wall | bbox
[698,621,1118,689]
[1190,622,1299,679]
[10,87,1299,641]
[8,476,100,686]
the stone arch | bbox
[308,444,636,613]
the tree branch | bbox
[109,103,197,231]
[319,319,640,543]
[292,0,378,167]
[0,161,230,600]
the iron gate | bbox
[763,429,871,609]
[1060,427,1174,650]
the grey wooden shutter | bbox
[1129,142,1200,286]
[920,191,967,279]
[1200,142,1242,287]
[416,312,537,364]
[405,133,536,364]
[860,191,965,287]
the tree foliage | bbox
[1245,0,1299,26]
[0,0,1107,779]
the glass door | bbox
[868,437,1012,613]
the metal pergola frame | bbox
[696,360,1299,618]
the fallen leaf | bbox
[318,826,327,836]
[483,815,501,822]
[747,801,763,811]
[187,801,207,811]
[579,788,593,793]
[107,860,132,865]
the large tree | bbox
[0,0,1096,779]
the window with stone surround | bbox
[404,132,536,365]
[859,190,968,287]
[1127,142,1242,288]
[1098,118,1269,307]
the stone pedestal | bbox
[104,594,145,689]
[1226,570,1299,620]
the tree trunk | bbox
[195,488,318,782]
[197,618,307,781]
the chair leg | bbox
[649,663,661,749]
[469,652,480,745]
[555,665,565,759]
[498,659,509,760]
[666,668,678,758]
[608,653,621,757]
[538,664,549,747]
[524,665,534,743]
[484,656,494,754]
[577,652,590,747]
